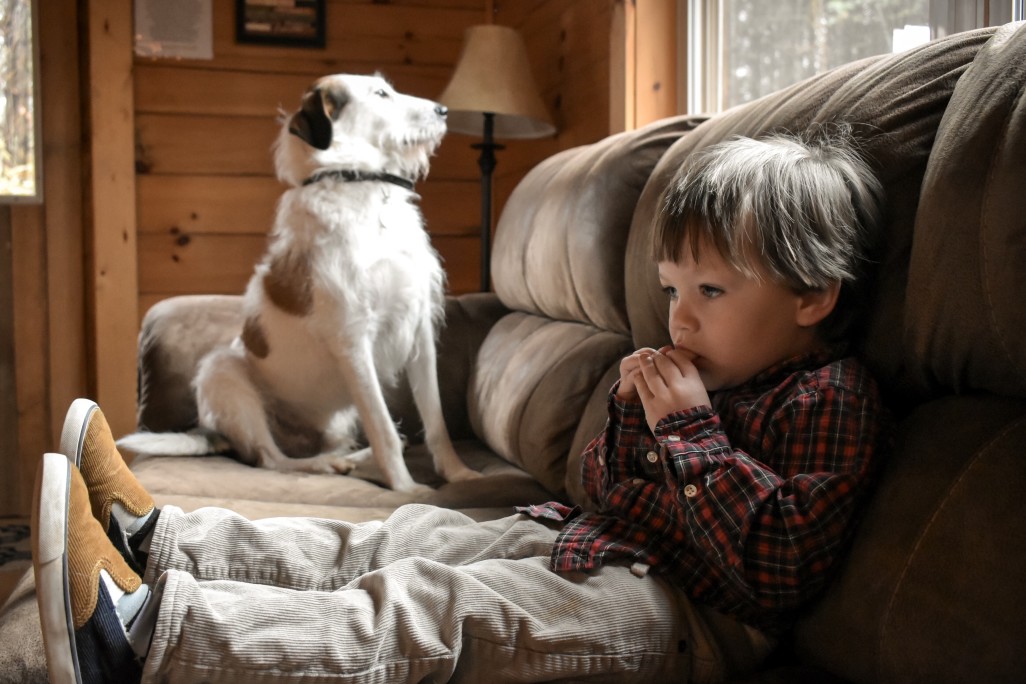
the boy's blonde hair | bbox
[654,125,885,340]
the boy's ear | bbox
[795,281,841,328]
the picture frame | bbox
[236,0,326,49]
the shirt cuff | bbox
[653,404,719,443]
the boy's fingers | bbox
[635,375,652,400]
[638,354,668,390]
[664,349,696,374]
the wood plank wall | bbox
[492,0,616,207]
[1,0,87,518]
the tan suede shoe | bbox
[33,452,144,684]
[58,399,159,575]
[59,399,154,531]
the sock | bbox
[100,569,158,660]
[109,504,159,572]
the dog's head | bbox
[275,74,448,187]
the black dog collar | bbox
[302,169,415,191]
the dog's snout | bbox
[435,104,448,118]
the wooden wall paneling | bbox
[419,180,480,237]
[611,0,633,132]
[134,64,454,117]
[138,233,267,296]
[0,0,88,518]
[633,0,678,127]
[136,114,278,176]
[137,175,285,236]
[432,234,481,295]
[42,0,87,450]
[205,0,475,70]
[0,208,18,515]
[490,0,615,224]
[491,0,550,27]
[136,114,481,180]
[83,0,139,439]
[9,205,48,515]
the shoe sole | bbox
[32,452,82,684]
[60,398,99,468]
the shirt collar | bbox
[725,347,842,394]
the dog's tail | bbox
[116,428,232,457]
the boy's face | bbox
[657,238,831,392]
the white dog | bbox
[119,74,479,492]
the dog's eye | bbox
[374,89,390,99]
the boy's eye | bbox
[699,284,724,298]
[662,285,678,300]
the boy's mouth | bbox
[670,343,699,362]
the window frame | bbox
[0,0,42,204]
[680,0,1021,116]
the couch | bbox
[3,22,1025,683]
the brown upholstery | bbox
[3,23,1026,684]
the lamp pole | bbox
[472,112,503,291]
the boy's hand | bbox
[635,347,711,432]
[616,348,658,400]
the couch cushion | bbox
[906,21,1026,398]
[793,395,1026,682]
[130,439,558,512]
[469,313,633,495]
[492,116,704,333]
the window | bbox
[0,0,40,202]
[683,0,1021,115]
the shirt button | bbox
[666,435,681,442]
[646,451,659,463]
[598,453,606,466]
[683,484,698,498]
[632,478,645,486]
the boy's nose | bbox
[669,301,697,330]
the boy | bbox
[33,127,890,683]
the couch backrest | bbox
[474,22,1026,500]
[904,22,1026,399]
[469,117,704,496]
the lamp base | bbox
[473,113,504,292]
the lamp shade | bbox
[438,25,556,139]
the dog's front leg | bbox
[407,318,481,483]
[334,338,427,493]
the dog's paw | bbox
[443,465,484,483]
[282,453,357,476]
[329,459,357,475]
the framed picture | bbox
[236,0,326,48]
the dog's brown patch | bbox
[263,249,314,316]
[241,314,270,359]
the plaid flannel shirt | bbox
[518,351,890,633]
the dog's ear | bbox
[288,85,349,151]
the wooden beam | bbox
[612,0,678,132]
[634,0,678,127]
[0,207,18,516]
[10,204,48,516]
[83,0,139,438]
[43,0,88,452]
[611,0,634,132]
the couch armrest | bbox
[137,295,244,432]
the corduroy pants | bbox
[138,503,766,683]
